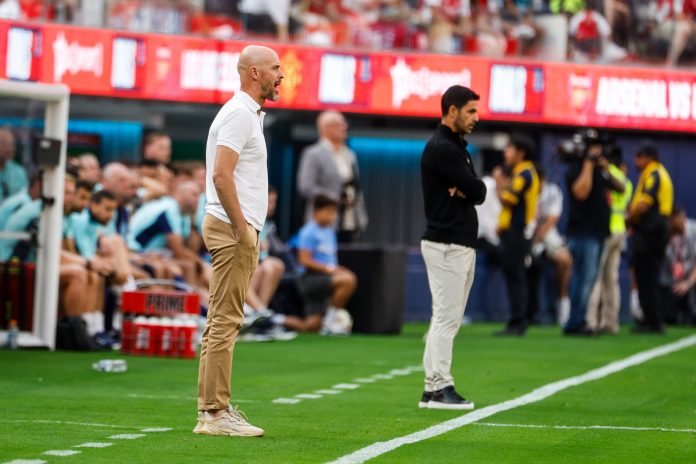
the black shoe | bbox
[493,326,526,337]
[563,327,596,337]
[428,386,474,410]
[418,391,432,409]
[631,324,665,334]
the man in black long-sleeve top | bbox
[419,85,486,411]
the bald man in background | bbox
[195,45,283,437]
[101,163,139,238]
[297,111,368,242]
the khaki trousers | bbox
[586,233,625,333]
[197,214,259,411]
[421,240,476,392]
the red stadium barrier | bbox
[1,19,695,131]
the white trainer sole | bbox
[418,401,429,409]
[198,423,264,437]
[427,401,475,411]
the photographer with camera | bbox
[562,130,626,336]
[586,148,633,334]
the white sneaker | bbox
[193,411,205,433]
[266,325,298,341]
[237,332,274,342]
[198,405,264,437]
[242,310,271,331]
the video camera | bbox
[557,128,619,163]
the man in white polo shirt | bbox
[195,45,283,437]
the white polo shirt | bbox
[205,90,268,231]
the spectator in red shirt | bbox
[568,0,611,61]
[370,0,411,49]
[292,0,352,45]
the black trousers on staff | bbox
[633,222,669,330]
[500,228,531,330]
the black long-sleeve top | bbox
[420,124,487,247]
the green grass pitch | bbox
[1,324,695,463]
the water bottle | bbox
[5,319,19,350]
[92,359,128,373]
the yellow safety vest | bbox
[608,164,632,234]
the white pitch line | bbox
[273,398,301,404]
[476,423,696,434]
[108,434,146,440]
[0,419,136,429]
[388,369,412,376]
[273,365,421,405]
[140,427,173,433]
[3,460,47,464]
[296,393,322,399]
[333,383,360,390]
[353,378,376,384]
[329,334,696,464]
[74,443,113,448]
[43,450,81,457]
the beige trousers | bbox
[586,233,625,333]
[197,214,259,411]
[421,240,476,392]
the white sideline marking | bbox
[108,434,146,440]
[329,334,696,464]
[140,427,173,433]
[74,443,112,448]
[273,398,301,404]
[3,460,47,464]
[0,419,134,429]
[43,450,80,457]
[477,422,696,434]
[333,383,360,390]
[127,393,255,403]
[273,365,421,405]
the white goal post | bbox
[0,79,69,350]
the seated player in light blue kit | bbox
[127,181,210,290]
[273,194,356,334]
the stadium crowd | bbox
[0,0,695,65]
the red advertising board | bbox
[39,24,112,95]
[1,19,695,133]
[369,52,488,117]
[545,62,696,132]
[144,33,216,102]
